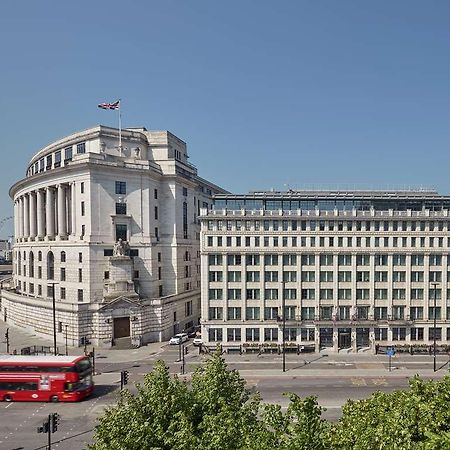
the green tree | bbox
[260,394,329,450]
[330,376,450,450]
[90,352,273,450]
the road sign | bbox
[386,349,395,357]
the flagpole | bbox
[118,99,122,152]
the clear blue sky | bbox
[1,1,450,237]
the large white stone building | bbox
[2,125,225,347]
[201,190,450,353]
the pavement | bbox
[1,319,450,449]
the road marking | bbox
[372,377,388,386]
[5,402,13,408]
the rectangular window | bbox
[76,142,86,154]
[227,308,241,321]
[356,271,370,282]
[374,271,388,282]
[410,327,424,341]
[208,307,223,320]
[392,306,405,320]
[410,307,423,320]
[115,203,127,215]
[374,328,388,341]
[154,189,158,199]
[319,306,333,320]
[77,289,83,302]
[392,327,406,341]
[60,268,66,281]
[301,289,315,300]
[227,289,241,300]
[338,255,352,266]
[245,307,260,320]
[393,271,406,282]
[299,328,314,341]
[78,268,83,283]
[301,254,315,265]
[64,146,72,161]
[338,271,352,282]
[54,151,61,167]
[154,206,158,220]
[265,289,279,300]
[246,328,260,341]
[183,202,188,239]
[319,255,333,266]
[115,224,127,241]
[264,328,278,342]
[209,328,223,342]
[60,287,66,300]
[227,328,241,342]
[81,201,85,216]
[374,307,388,320]
[209,289,223,300]
[374,289,388,300]
[115,181,126,195]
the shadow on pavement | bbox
[291,354,329,370]
[91,384,119,399]
[35,428,94,449]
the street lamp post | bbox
[64,324,68,356]
[48,282,59,356]
[282,280,286,373]
[432,282,438,372]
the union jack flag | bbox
[97,100,120,110]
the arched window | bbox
[38,251,42,262]
[61,251,66,263]
[47,252,54,280]
[29,251,34,278]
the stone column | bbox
[19,197,24,238]
[37,189,45,238]
[23,194,30,238]
[13,201,18,240]
[18,197,23,238]
[29,191,37,239]
[70,182,76,236]
[46,187,56,238]
[57,184,67,238]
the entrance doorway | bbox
[319,328,333,348]
[113,317,130,339]
[338,328,352,349]
[356,328,369,348]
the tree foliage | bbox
[90,353,450,450]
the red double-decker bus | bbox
[0,355,94,402]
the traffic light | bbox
[122,370,129,385]
[51,413,60,433]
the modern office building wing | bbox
[201,190,450,352]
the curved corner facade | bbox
[3,125,225,347]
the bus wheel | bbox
[4,395,12,402]
[50,395,59,403]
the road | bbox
[0,341,449,449]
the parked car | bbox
[187,325,201,338]
[169,333,189,345]
[193,335,203,346]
